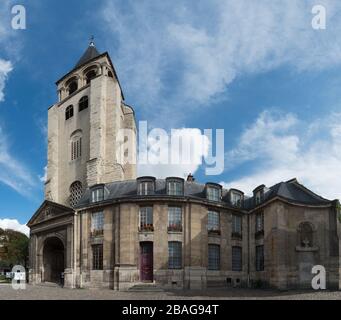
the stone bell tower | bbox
[44,40,137,207]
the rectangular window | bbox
[232,246,242,271]
[256,245,264,271]
[167,181,183,196]
[92,244,103,270]
[208,244,220,270]
[207,187,221,201]
[207,211,220,233]
[168,241,182,269]
[168,207,182,232]
[71,138,82,161]
[255,212,264,233]
[91,212,104,236]
[91,187,104,203]
[138,181,154,195]
[139,207,153,231]
[232,214,242,236]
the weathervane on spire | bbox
[89,35,95,47]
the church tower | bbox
[44,40,137,207]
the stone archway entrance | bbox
[43,237,65,284]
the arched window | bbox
[70,130,82,161]
[79,96,89,112]
[86,70,97,84]
[69,181,83,207]
[65,105,74,120]
[298,222,314,247]
[68,81,78,95]
[108,71,113,78]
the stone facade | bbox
[28,43,340,291]
[44,46,136,207]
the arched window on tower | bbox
[79,96,89,112]
[86,70,97,84]
[65,105,74,120]
[68,80,78,95]
[69,181,83,207]
[70,130,82,161]
[108,71,114,78]
[298,222,314,248]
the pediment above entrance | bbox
[27,200,74,227]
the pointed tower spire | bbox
[89,35,95,47]
[75,37,100,68]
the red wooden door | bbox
[140,242,153,281]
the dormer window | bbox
[79,96,89,112]
[65,105,74,120]
[166,178,184,196]
[206,183,222,202]
[91,185,104,203]
[230,190,243,207]
[255,191,263,205]
[253,185,265,205]
[137,177,155,195]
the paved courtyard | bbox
[0,284,341,300]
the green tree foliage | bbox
[0,228,29,268]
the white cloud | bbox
[0,219,29,236]
[39,165,47,183]
[0,59,13,102]
[138,128,210,178]
[101,0,341,120]
[0,126,38,196]
[222,110,341,200]
[0,0,15,103]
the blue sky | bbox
[1,0,341,233]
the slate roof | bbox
[75,44,100,68]
[75,178,332,211]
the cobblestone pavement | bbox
[0,284,341,300]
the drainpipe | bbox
[79,210,82,288]
[247,213,250,287]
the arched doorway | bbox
[43,237,65,284]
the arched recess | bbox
[42,237,65,284]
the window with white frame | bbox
[91,212,104,237]
[138,180,155,195]
[168,207,182,232]
[207,211,220,232]
[255,190,263,205]
[207,187,221,202]
[167,180,183,196]
[232,246,242,271]
[168,241,182,269]
[231,192,242,207]
[91,186,104,203]
[208,244,220,270]
[232,214,242,236]
[139,207,153,231]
